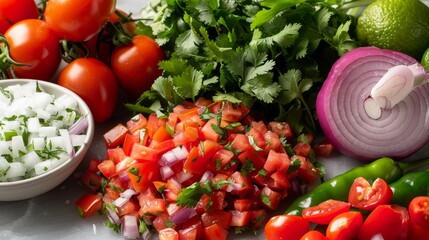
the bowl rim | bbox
[0,79,95,186]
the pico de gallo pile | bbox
[76,99,331,239]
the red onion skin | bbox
[317,47,429,161]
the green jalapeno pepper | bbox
[390,169,429,207]
[284,157,429,215]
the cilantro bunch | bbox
[128,0,363,133]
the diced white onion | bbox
[171,146,189,160]
[5,162,25,179]
[200,171,213,182]
[160,165,174,180]
[113,197,128,208]
[120,189,137,199]
[175,170,193,184]
[22,151,42,170]
[11,136,26,157]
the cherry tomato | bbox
[408,196,429,229]
[325,211,363,240]
[264,215,310,240]
[0,0,39,34]
[299,230,327,240]
[302,199,351,225]
[4,19,61,80]
[57,58,118,123]
[348,177,392,211]
[75,193,102,218]
[111,35,165,100]
[44,0,115,42]
[358,204,409,240]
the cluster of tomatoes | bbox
[0,0,165,123]
[264,177,429,240]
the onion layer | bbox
[316,47,429,161]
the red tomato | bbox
[57,58,118,123]
[348,177,393,211]
[127,162,161,192]
[264,215,310,240]
[4,19,61,80]
[408,196,429,229]
[302,199,351,225]
[159,228,179,240]
[0,0,39,34]
[111,35,165,100]
[358,204,409,240]
[44,0,115,42]
[203,223,228,240]
[300,230,327,240]
[325,211,363,240]
[103,123,129,148]
[75,194,102,218]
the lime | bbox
[356,0,429,59]
[422,47,429,69]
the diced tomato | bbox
[130,143,159,162]
[194,97,213,107]
[86,158,101,172]
[293,142,312,158]
[297,156,319,184]
[315,139,334,158]
[164,178,182,203]
[182,216,204,240]
[115,156,135,174]
[249,209,269,229]
[117,198,139,216]
[153,125,172,143]
[156,139,176,155]
[203,223,228,240]
[122,133,140,155]
[230,134,253,153]
[184,140,220,175]
[264,150,290,174]
[264,130,282,152]
[81,169,102,191]
[201,210,233,230]
[126,113,148,134]
[106,147,126,164]
[209,148,234,172]
[268,121,294,139]
[103,123,129,148]
[267,171,291,191]
[240,150,266,172]
[230,171,252,198]
[159,228,179,240]
[302,199,351,225]
[260,186,282,211]
[178,227,198,240]
[127,162,161,192]
[152,213,172,232]
[234,199,253,211]
[146,113,166,139]
[137,188,158,206]
[97,159,116,178]
[230,210,251,227]
[139,198,167,217]
[75,194,102,218]
[201,118,226,142]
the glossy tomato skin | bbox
[75,193,102,218]
[264,215,310,240]
[0,0,39,34]
[358,204,409,240]
[111,35,165,100]
[5,19,61,80]
[302,199,351,225]
[348,177,393,211]
[408,196,429,230]
[44,0,115,42]
[300,230,327,240]
[326,211,363,240]
[58,58,118,123]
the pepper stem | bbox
[398,157,429,173]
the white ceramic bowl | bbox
[0,79,94,201]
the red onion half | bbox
[317,47,429,161]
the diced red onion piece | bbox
[160,165,174,180]
[167,202,180,215]
[159,150,179,166]
[118,170,130,183]
[68,116,88,135]
[113,197,128,208]
[200,171,213,182]
[317,46,429,161]
[106,207,121,225]
[121,214,140,239]
[120,189,137,199]
[171,146,189,160]
[169,207,197,226]
[226,183,241,192]
[175,170,193,184]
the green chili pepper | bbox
[284,157,429,215]
[390,168,429,207]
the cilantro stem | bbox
[338,0,375,12]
